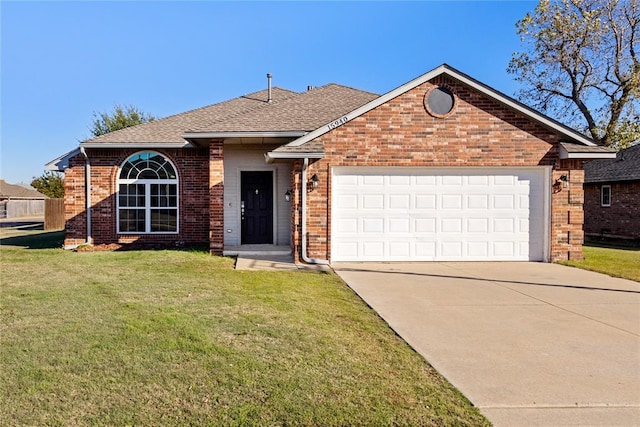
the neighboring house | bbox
[47,64,616,262]
[0,179,48,218]
[583,144,640,243]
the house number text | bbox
[327,116,348,131]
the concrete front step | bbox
[223,244,292,257]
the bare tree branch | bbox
[508,0,640,147]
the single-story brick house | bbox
[583,144,640,243]
[47,64,616,262]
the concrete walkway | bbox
[235,254,331,272]
[333,262,640,427]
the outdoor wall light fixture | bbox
[553,174,569,193]
[285,189,292,202]
[311,174,320,188]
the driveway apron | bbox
[333,262,640,427]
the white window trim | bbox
[116,152,180,234]
[601,185,611,207]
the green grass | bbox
[0,233,488,426]
[559,245,640,282]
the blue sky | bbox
[1,1,537,185]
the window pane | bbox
[119,209,146,232]
[119,184,145,207]
[119,162,133,179]
[151,209,177,232]
[602,187,611,206]
[150,184,177,207]
[149,154,164,164]
[139,168,159,179]
[118,188,127,206]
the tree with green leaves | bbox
[508,0,639,148]
[91,105,156,137]
[31,171,64,198]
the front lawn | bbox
[0,236,488,426]
[559,245,640,282]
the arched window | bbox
[117,152,178,233]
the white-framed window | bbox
[117,151,178,233]
[601,185,611,207]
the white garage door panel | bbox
[332,168,548,262]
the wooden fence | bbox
[45,198,65,230]
[2,199,45,218]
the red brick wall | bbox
[291,160,302,263]
[551,160,585,261]
[63,148,210,248]
[63,155,88,246]
[295,76,584,262]
[584,181,640,240]
[209,141,224,254]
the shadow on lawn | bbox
[0,230,65,249]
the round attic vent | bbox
[424,86,456,118]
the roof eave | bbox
[558,144,617,160]
[183,131,308,140]
[265,151,324,163]
[585,177,640,184]
[560,152,618,159]
[80,142,193,149]
[45,147,81,172]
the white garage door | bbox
[332,167,549,262]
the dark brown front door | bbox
[241,171,273,244]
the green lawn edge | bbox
[558,245,640,282]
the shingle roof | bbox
[0,180,47,199]
[82,85,378,144]
[193,84,378,132]
[584,144,640,183]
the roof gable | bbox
[585,144,640,183]
[269,64,600,159]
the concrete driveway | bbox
[333,262,640,427]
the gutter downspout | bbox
[300,158,329,265]
[80,146,92,245]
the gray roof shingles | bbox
[197,84,379,132]
[584,144,640,183]
[83,85,378,144]
[0,180,47,199]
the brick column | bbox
[209,141,224,254]
[63,154,87,247]
[550,159,585,261]
[291,161,302,263]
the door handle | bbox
[241,201,245,221]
